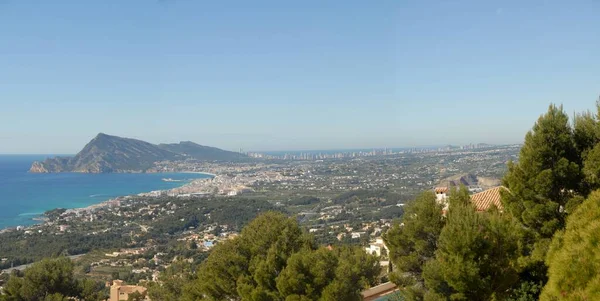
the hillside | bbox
[438,173,501,190]
[29,133,248,173]
[157,141,246,161]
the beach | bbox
[0,155,214,229]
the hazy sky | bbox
[1,1,599,153]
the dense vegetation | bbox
[383,191,445,300]
[0,186,403,271]
[384,100,600,300]
[0,257,107,301]
[1,213,380,301]
[148,212,381,301]
[0,196,279,269]
[541,190,600,300]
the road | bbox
[1,254,85,274]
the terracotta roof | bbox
[470,186,506,211]
[434,187,449,193]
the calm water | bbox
[0,155,211,229]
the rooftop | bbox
[470,186,506,211]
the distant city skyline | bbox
[1,140,517,156]
[1,1,599,154]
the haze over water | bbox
[0,155,211,229]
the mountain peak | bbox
[30,134,249,173]
[93,133,115,141]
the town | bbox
[0,144,519,300]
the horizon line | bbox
[0,143,524,156]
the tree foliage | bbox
[502,104,582,241]
[277,246,380,301]
[423,200,522,301]
[383,191,445,300]
[541,190,600,300]
[146,259,197,301]
[0,257,106,301]
[127,291,147,301]
[501,101,600,299]
[183,212,380,301]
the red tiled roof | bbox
[435,187,449,193]
[470,186,506,211]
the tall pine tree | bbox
[501,104,586,300]
[423,195,521,301]
[502,104,582,243]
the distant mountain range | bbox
[29,133,247,173]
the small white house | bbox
[365,237,389,257]
[351,232,366,239]
[434,187,449,213]
[365,244,382,256]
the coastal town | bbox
[2,0,597,299]
[0,144,519,294]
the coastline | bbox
[179,171,217,177]
[64,174,216,214]
[0,172,216,232]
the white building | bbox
[365,237,389,257]
[351,232,366,239]
[434,187,449,214]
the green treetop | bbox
[0,257,106,301]
[423,199,521,301]
[383,191,445,300]
[186,211,380,301]
[502,104,583,241]
[541,190,600,300]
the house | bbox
[470,186,506,212]
[365,237,389,257]
[365,244,382,256]
[434,187,448,201]
[434,187,450,213]
[434,185,506,213]
[351,232,366,239]
[109,280,149,301]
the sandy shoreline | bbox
[179,171,217,177]
[68,173,216,212]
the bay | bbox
[0,155,211,229]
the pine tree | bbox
[191,212,380,301]
[0,257,106,301]
[541,190,600,300]
[276,246,379,301]
[383,191,445,300]
[501,104,592,300]
[502,104,582,241]
[423,201,521,301]
[573,100,600,193]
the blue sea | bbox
[0,155,211,229]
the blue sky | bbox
[1,1,599,153]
